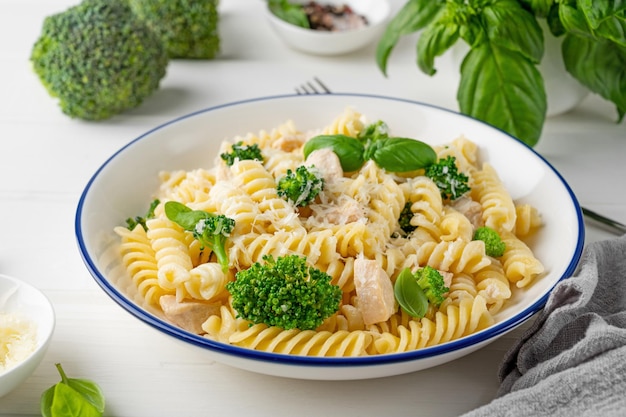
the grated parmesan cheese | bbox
[0,313,37,373]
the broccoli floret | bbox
[128,0,220,59]
[226,254,342,330]
[164,201,235,272]
[220,142,264,166]
[473,226,506,257]
[277,165,324,207]
[30,0,168,120]
[126,199,160,230]
[398,201,416,234]
[414,266,449,307]
[425,156,471,201]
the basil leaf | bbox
[546,3,566,37]
[367,138,437,172]
[457,42,546,147]
[48,383,102,417]
[376,0,444,76]
[41,364,105,417]
[594,14,626,47]
[578,0,626,29]
[394,268,428,318]
[303,135,366,172]
[481,0,544,64]
[164,201,211,230]
[268,0,310,29]
[518,0,554,17]
[559,3,595,38]
[417,16,461,75]
[562,34,626,121]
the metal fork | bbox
[294,77,626,235]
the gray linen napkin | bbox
[461,234,626,417]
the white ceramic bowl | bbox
[76,94,584,380]
[266,0,391,55]
[0,274,55,397]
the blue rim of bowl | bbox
[75,93,585,369]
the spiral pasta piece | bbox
[115,225,173,306]
[471,163,517,233]
[229,325,373,357]
[500,231,545,288]
[321,107,364,137]
[372,296,493,354]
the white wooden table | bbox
[1,1,624,415]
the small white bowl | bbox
[266,0,391,55]
[0,274,55,398]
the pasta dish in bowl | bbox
[75,94,584,380]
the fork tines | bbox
[295,77,332,95]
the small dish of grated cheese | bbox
[0,313,38,373]
[0,274,54,397]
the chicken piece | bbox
[451,196,484,229]
[305,148,344,183]
[159,295,221,335]
[353,257,396,325]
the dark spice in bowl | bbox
[303,2,368,31]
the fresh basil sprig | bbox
[377,0,626,147]
[41,363,105,417]
[303,123,436,173]
[394,268,429,318]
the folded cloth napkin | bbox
[461,234,626,417]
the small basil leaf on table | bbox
[41,363,105,417]
[303,134,366,172]
[417,19,461,76]
[366,137,437,172]
[394,268,428,318]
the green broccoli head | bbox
[277,165,324,207]
[220,141,264,166]
[226,255,342,330]
[30,0,169,121]
[128,0,220,59]
[414,266,449,307]
[473,226,506,257]
[425,156,471,201]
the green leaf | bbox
[417,18,461,75]
[394,268,429,318]
[518,0,555,17]
[41,364,105,417]
[164,201,211,231]
[303,135,366,172]
[376,0,444,76]
[481,0,544,64]
[559,3,595,38]
[457,42,546,147]
[48,383,102,417]
[268,0,309,28]
[578,0,626,29]
[595,14,626,47]
[367,138,437,172]
[562,34,626,121]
